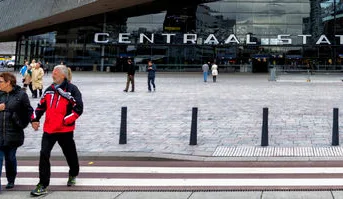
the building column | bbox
[100,13,106,72]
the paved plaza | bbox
[14,71,343,158]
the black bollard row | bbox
[117,106,338,147]
[261,107,269,146]
[332,108,339,146]
[119,106,127,144]
[190,107,198,145]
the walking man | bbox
[30,65,83,197]
[123,58,136,92]
[147,60,156,92]
[202,61,210,82]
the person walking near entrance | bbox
[0,72,33,192]
[44,62,50,75]
[30,65,83,197]
[211,62,218,82]
[20,61,28,87]
[123,58,136,92]
[31,62,44,98]
[23,65,34,96]
[147,60,156,92]
[20,61,28,79]
[202,61,210,82]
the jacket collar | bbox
[0,85,21,95]
[52,79,68,90]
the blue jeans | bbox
[148,77,155,91]
[0,147,18,189]
[203,72,208,82]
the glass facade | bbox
[16,0,343,72]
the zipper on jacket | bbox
[2,93,9,141]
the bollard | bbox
[261,107,269,146]
[119,107,127,144]
[332,108,339,146]
[190,107,198,145]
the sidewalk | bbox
[2,190,343,199]
[15,72,343,161]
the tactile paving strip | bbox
[213,146,343,157]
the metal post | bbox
[261,107,269,146]
[100,13,106,72]
[119,107,127,144]
[190,107,198,145]
[332,108,339,146]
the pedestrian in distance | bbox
[123,58,136,92]
[147,60,156,92]
[0,72,33,192]
[23,65,34,96]
[31,62,44,98]
[30,59,36,69]
[211,62,218,82]
[44,62,50,75]
[30,65,83,197]
[20,61,29,86]
[202,61,210,82]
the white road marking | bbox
[2,178,343,186]
[3,166,343,187]
[6,166,343,174]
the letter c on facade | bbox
[94,33,109,43]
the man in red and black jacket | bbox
[30,65,83,197]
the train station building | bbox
[0,0,342,72]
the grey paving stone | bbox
[262,191,333,199]
[44,191,122,199]
[189,191,262,199]
[12,72,343,158]
[116,192,192,199]
[0,191,32,199]
[331,191,343,199]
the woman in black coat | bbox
[0,72,33,191]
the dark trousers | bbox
[148,77,155,91]
[24,82,34,95]
[39,132,79,187]
[33,89,43,98]
[0,146,18,187]
[125,75,135,91]
[213,76,217,82]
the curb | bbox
[16,151,343,162]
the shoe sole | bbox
[30,191,48,196]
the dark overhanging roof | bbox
[0,0,154,42]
